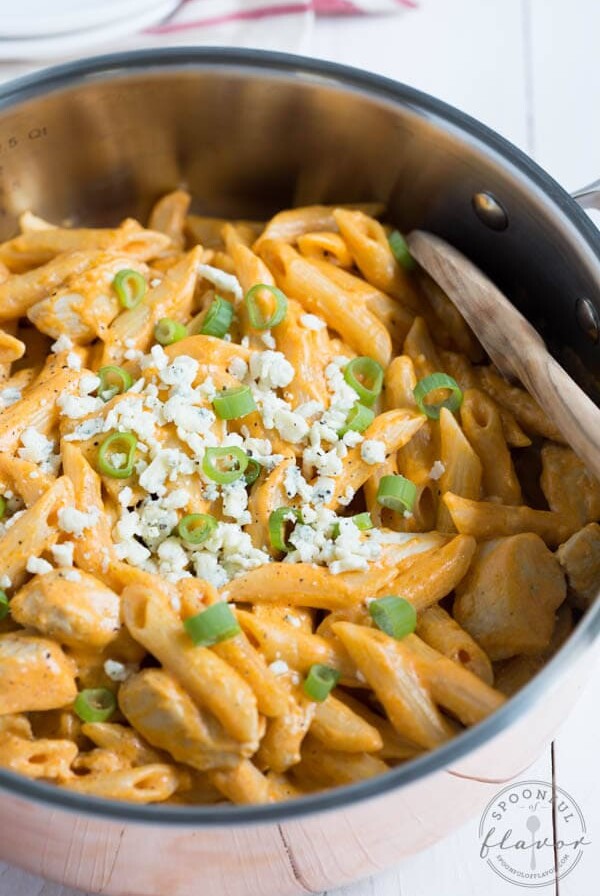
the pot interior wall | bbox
[0,57,598,392]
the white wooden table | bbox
[0,1,599,893]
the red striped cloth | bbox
[146,0,415,34]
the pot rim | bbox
[0,46,598,828]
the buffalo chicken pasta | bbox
[0,193,598,806]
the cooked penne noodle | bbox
[332,623,454,749]
[307,257,415,347]
[63,764,181,803]
[402,635,505,726]
[256,685,315,773]
[310,694,383,753]
[253,203,385,253]
[297,231,354,268]
[460,388,522,504]
[403,316,442,378]
[477,366,564,442]
[333,208,422,312]
[443,492,576,546]
[416,604,493,684]
[210,760,272,805]
[436,407,482,532]
[236,609,356,681]
[417,271,483,361]
[0,219,170,273]
[383,535,476,611]
[0,328,25,364]
[258,239,392,366]
[100,246,203,364]
[0,476,73,587]
[0,367,81,453]
[0,733,77,780]
[0,454,53,506]
[329,409,425,509]
[148,189,191,248]
[81,722,167,767]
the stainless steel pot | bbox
[0,48,598,896]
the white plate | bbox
[0,0,179,60]
[0,0,170,39]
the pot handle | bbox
[572,178,600,209]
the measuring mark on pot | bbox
[0,126,49,155]
[472,191,508,231]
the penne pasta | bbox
[443,492,576,546]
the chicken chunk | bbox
[0,633,77,714]
[454,533,566,660]
[540,443,600,527]
[556,522,600,611]
[27,253,148,343]
[10,569,121,649]
[119,669,242,772]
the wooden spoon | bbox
[407,229,600,480]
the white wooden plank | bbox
[0,864,89,896]
[309,0,528,152]
[326,750,554,896]
[550,658,599,896]
[529,0,600,189]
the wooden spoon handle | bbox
[408,230,600,480]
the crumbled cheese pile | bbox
[51,339,395,586]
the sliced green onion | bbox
[0,496,6,520]
[202,446,249,484]
[388,230,416,271]
[332,512,373,539]
[245,283,288,330]
[200,295,234,338]
[154,318,187,346]
[376,474,416,513]
[344,357,384,407]
[0,590,9,621]
[98,431,138,479]
[212,386,256,420]
[244,458,262,486]
[269,507,302,552]
[413,372,463,420]
[303,664,340,702]
[352,512,374,531]
[177,513,217,545]
[97,365,133,401]
[368,596,416,639]
[113,269,146,310]
[338,402,375,436]
[74,688,116,723]
[184,602,241,647]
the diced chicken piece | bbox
[454,533,566,660]
[556,522,600,611]
[27,253,148,343]
[540,443,600,526]
[0,633,77,714]
[10,569,121,649]
[119,669,242,772]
